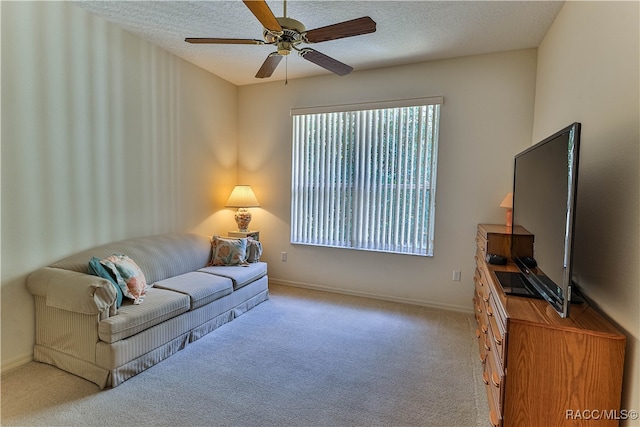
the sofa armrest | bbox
[27,267,117,316]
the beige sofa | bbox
[26,233,268,388]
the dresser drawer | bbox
[487,294,506,365]
[475,268,491,304]
[475,249,485,270]
[486,341,505,415]
[476,231,488,258]
[487,318,504,366]
[483,358,503,427]
[475,327,488,365]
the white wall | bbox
[1,1,239,370]
[237,49,537,310]
[533,1,639,417]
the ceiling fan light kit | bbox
[185,0,376,79]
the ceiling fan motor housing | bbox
[264,17,306,54]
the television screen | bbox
[511,123,580,318]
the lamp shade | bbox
[499,192,513,209]
[225,185,260,208]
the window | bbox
[291,97,442,256]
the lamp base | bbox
[505,209,513,228]
[235,208,252,232]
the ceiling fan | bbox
[185,0,376,78]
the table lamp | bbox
[225,185,260,232]
[500,192,513,227]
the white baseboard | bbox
[1,351,33,374]
[269,278,474,314]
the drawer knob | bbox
[491,371,500,388]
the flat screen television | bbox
[510,123,581,318]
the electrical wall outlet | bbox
[452,270,462,281]
[281,252,288,262]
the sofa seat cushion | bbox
[198,262,267,290]
[153,272,233,310]
[99,288,190,343]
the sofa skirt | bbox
[34,344,111,389]
[190,280,269,342]
[108,332,191,388]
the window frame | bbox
[290,97,442,256]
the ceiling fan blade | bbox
[255,53,283,78]
[300,49,353,76]
[242,0,282,33]
[303,16,376,43]
[185,38,265,45]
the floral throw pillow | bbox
[100,254,148,304]
[208,236,249,266]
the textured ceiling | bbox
[74,1,564,86]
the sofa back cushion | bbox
[49,233,212,285]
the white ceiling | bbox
[74,1,564,86]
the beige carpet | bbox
[1,284,489,426]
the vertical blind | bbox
[291,97,442,256]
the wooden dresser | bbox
[473,224,626,427]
